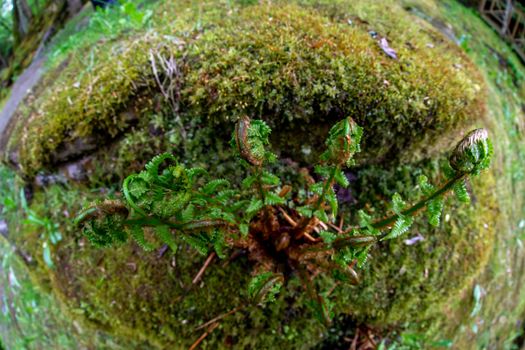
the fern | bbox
[426,197,445,227]
[247,272,284,304]
[264,192,285,206]
[154,225,177,252]
[201,179,230,195]
[383,216,414,241]
[453,180,470,203]
[129,225,154,251]
[334,168,350,188]
[246,199,264,216]
[182,233,210,256]
[76,115,493,327]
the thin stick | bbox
[192,252,216,285]
[194,305,245,331]
[327,222,342,233]
[189,322,219,350]
[350,328,359,350]
[365,328,376,347]
[303,232,319,242]
[326,281,340,297]
[278,207,297,227]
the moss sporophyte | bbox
[76,116,492,331]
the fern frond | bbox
[357,210,380,235]
[314,209,329,223]
[264,192,285,206]
[211,229,228,258]
[334,169,349,188]
[122,174,148,217]
[320,117,363,167]
[261,171,280,186]
[182,233,209,255]
[233,117,274,166]
[314,165,332,178]
[242,175,257,189]
[239,223,250,237]
[247,272,284,304]
[145,153,177,179]
[296,205,313,218]
[181,204,195,223]
[356,246,371,268]
[453,180,470,203]
[129,225,154,251]
[154,225,177,252]
[309,182,324,196]
[417,175,435,196]
[325,189,338,218]
[246,199,264,216]
[186,167,208,182]
[319,230,337,244]
[426,197,444,227]
[382,216,414,240]
[391,193,406,215]
[201,179,230,195]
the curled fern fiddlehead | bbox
[449,128,492,175]
[233,116,275,166]
[320,117,363,167]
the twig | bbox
[194,305,245,331]
[189,322,219,350]
[149,47,187,140]
[328,222,343,233]
[350,328,359,350]
[278,207,297,227]
[192,252,216,285]
[365,328,376,348]
[303,232,319,242]
[326,281,340,297]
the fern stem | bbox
[372,172,466,231]
[313,166,338,215]
[254,166,267,204]
[296,165,339,236]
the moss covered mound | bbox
[5,0,485,176]
[11,154,497,348]
[2,0,509,348]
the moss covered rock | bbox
[1,0,510,349]
[4,0,484,177]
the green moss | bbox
[6,0,485,177]
[3,0,520,348]
[182,1,485,163]
[335,159,496,325]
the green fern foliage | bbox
[453,180,470,203]
[247,272,284,304]
[76,115,493,327]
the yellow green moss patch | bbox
[6,0,485,177]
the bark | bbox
[67,0,84,17]
[12,0,33,44]
[0,52,7,69]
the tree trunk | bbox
[0,52,7,69]
[67,0,84,17]
[12,0,33,45]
